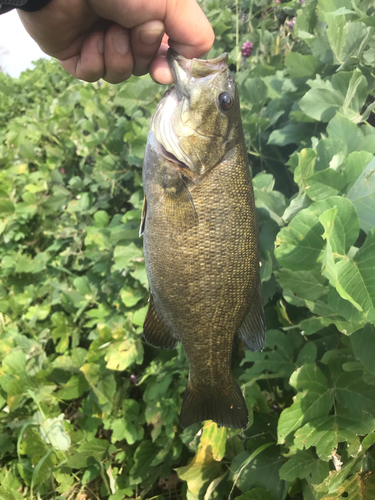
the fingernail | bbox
[140,27,164,45]
[114,31,129,55]
[98,36,104,55]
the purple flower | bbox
[300,0,305,3]
[61,168,65,174]
[98,80,103,87]
[129,374,137,385]
[276,0,280,3]
[242,13,246,22]
[289,17,296,29]
[241,41,253,58]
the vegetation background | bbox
[1,0,375,498]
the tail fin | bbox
[180,377,248,429]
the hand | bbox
[18,0,214,84]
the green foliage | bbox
[1,0,375,499]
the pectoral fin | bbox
[237,277,266,352]
[143,293,179,349]
[162,174,199,233]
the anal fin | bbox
[143,293,179,349]
[237,276,266,352]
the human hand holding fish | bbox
[15,0,214,83]
[141,49,266,429]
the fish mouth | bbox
[167,48,228,100]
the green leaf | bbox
[347,157,375,233]
[279,450,329,482]
[327,113,360,153]
[335,371,375,418]
[275,196,356,271]
[278,364,333,443]
[38,414,71,451]
[294,415,362,461]
[325,13,348,62]
[129,440,158,485]
[235,489,273,500]
[67,438,110,468]
[351,325,375,375]
[241,330,295,378]
[285,53,318,78]
[242,78,268,103]
[200,421,227,461]
[112,243,144,271]
[105,337,143,372]
[230,445,287,499]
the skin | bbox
[17,0,215,84]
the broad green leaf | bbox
[67,438,110,468]
[275,197,356,271]
[112,243,144,271]
[230,445,287,499]
[267,123,314,146]
[132,305,148,326]
[120,286,144,307]
[294,415,361,461]
[38,414,71,451]
[299,78,343,122]
[335,371,375,417]
[327,113,360,152]
[276,269,328,301]
[279,450,329,482]
[242,78,268,103]
[241,330,294,378]
[333,227,375,319]
[176,421,222,496]
[285,53,318,78]
[325,14,348,62]
[105,337,143,371]
[278,364,333,443]
[351,325,375,375]
[347,157,375,233]
[320,472,375,500]
[235,488,273,500]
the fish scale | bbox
[141,50,266,429]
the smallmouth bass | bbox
[141,50,266,429]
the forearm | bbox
[0,0,51,14]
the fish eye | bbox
[218,92,233,111]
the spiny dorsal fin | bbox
[237,276,266,352]
[143,293,179,349]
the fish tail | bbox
[180,376,248,429]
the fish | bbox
[140,49,266,429]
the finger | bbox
[164,0,215,58]
[130,20,165,77]
[149,42,174,84]
[103,24,134,84]
[90,0,214,58]
[59,30,105,82]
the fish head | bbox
[151,49,241,177]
